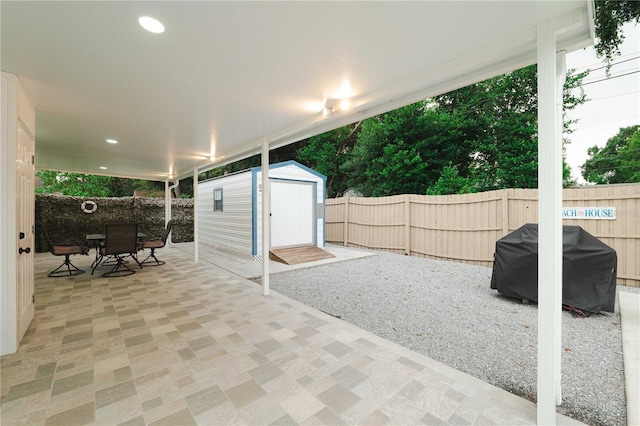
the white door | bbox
[270,180,314,248]
[16,121,35,341]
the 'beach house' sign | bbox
[562,207,616,220]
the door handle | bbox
[18,247,31,254]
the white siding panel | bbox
[198,172,253,254]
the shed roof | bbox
[0,1,593,181]
[199,160,326,185]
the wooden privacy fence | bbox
[326,184,640,288]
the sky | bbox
[564,22,640,184]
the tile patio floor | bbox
[1,247,583,425]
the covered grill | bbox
[490,224,617,314]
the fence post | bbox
[501,189,509,236]
[343,197,349,247]
[405,194,411,255]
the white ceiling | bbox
[1,1,593,181]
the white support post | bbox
[261,138,270,296]
[166,179,179,246]
[555,50,566,406]
[165,180,171,227]
[193,164,199,263]
[537,21,564,425]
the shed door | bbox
[270,180,314,248]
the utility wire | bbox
[581,56,640,73]
[581,70,640,86]
[582,66,640,84]
[575,113,640,130]
[587,90,640,102]
[573,51,640,72]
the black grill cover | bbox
[490,224,616,313]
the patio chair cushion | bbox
[141,240,165,249]
[52,245,89,256]
[38,222,89,277]
[138,220,174,267]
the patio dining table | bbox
[85,232,147,269]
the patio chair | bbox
[92,223,141,277]
[39,223,90,277]
[138,219,174,267]
[99,221,135,266]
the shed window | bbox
[213,188,223,211]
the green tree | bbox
[35,171,176,198]
[296,124,360,197]
[434,65,587,192]
[619,131,640,182]
[345,102,476,196]
[36,171,113,197]
[427,164,476,195]
[581,125,640,184]
[130,179,165,196]
[594,0,640,71]
[338,65,586,197]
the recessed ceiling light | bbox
[139,16,165,34]
[106,139,118,144]
[99,166,107,170]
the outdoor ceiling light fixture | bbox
[322,97,353,118]
[99,166,107,170]
[106,139,118,144]
[139,16,165,34]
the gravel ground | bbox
[261,250,640,426]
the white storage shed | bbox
[198,161,327,259]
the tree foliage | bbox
[426,164,476,196]
[296,124,360,198]
[35,171,176,198]
[581,125,640,184]
[436,65,586,192]
[36,171,114,197]
[345,103,476,196]
[332,64,586,196]
[594,0,640,70]
[619,131,640,182]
